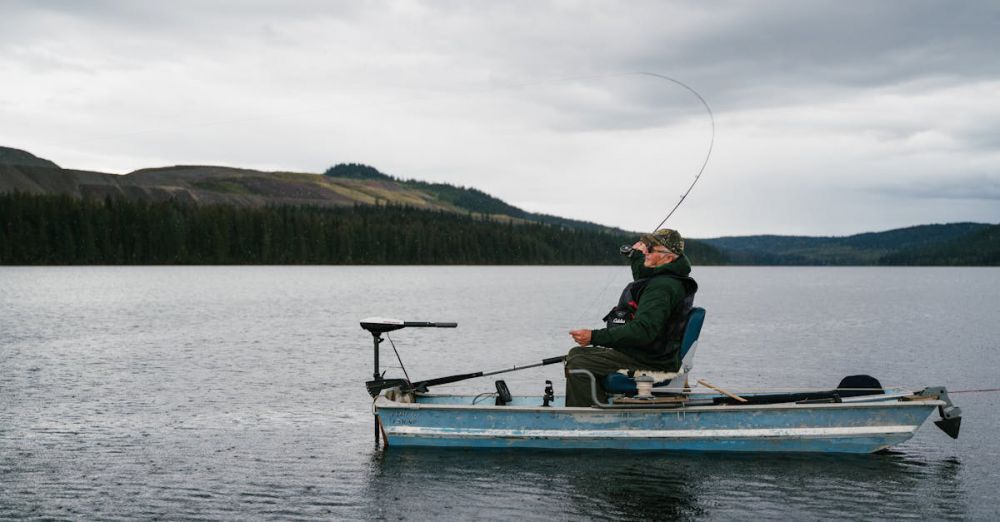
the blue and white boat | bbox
[361,313,962,454]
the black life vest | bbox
[601,273,698,357]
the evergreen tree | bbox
[0,193,734,266]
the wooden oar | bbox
[697,379,748,403]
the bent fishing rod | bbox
[634,71,715,231]
[572,72,715,324]
[508,71,716,234]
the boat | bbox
[360,315,963,454]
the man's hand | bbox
[569,329,592,346]
[632,241,648,254]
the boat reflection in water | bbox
[363,448,966,519]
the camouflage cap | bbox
[640,228,684,255]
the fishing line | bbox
[569,263,627,328]
[682,385,1000,394]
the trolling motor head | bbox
[360,317,407,335]
[360,318,457,335]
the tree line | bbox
[1,193,727,265]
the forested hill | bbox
[0,146,728,265]
[2,146,997,266]
[880,224,1000,265]
[701,223,999,265]
[0,146,622,234]
[323,163,620,233]
[0,193,727,265]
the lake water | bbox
[2,266,999,520]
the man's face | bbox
[643,245,678,268]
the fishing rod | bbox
[523,71,715,234]
[572,72,715,324]
[633,72,716,232]
[366,355,567,397]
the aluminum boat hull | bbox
[375,393,942,453]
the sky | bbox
[1,1,999,237]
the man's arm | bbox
[567,240,659,347]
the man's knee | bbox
[565,346,593,369]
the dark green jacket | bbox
[589,253,695,370]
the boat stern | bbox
[916,386,962,439]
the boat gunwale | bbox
[374,394,945,414]
[384,424,920,440]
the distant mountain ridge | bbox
[881,224,1000,265]
[0,147,625,234]
[2,145,997,265]
[324,163,621,233]
[701,223,997,265]
[0,146,60,169]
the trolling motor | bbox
[362,316,567,398]
[361,317,458,397]
[361,318,458,446]
[361,318,569,445]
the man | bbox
[565,228,698,407]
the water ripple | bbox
[2,266,997,520]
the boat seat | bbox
[603,307,706,395]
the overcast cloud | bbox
[1,0,998,236]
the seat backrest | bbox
[603,307,706,396]
[679,307,706,361]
